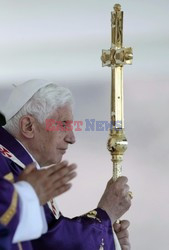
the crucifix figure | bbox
[101,3,133,180]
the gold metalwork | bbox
[18,242,23,250]
[128,191,133,199]
[0,189,18,225]
[101,3,133,180]
[116,219,121,224]
[4,172,14,183]
[86,210,101,223]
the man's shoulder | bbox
[0,152,11,174]
[0,152,22,180]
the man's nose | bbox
[65,130,76,144]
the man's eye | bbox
[62,122,66,127]
[55,121,67,127]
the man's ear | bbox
[19,115,35,138]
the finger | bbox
[24,162,36,174]
[45,161,69,175]
[46,162,70,179]
[52,183,72,198]
[118,237,130,248]
[64,163,77,173]
[114,220,130,233]
[50,164,77,183]
[116,176,128,185]
[107,177,114,185]
[116,229,129,239]
[121,185,130,197]
[113,221,121,233]
[50,163,77,177]
[59,171,77,185]
[61,170,77,183]
[120,220,130,230]
[51,171,77,188]
[124,197,132,211]
[67,163,77,170]
[122,245,131,250]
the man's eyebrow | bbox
[61,120,72,122]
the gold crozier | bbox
[101,4,133,180]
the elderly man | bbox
[0,79,131,250]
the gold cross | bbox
[101,4,133,69]
[101,4,133,180]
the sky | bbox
[0,0,169,249]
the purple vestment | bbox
[0,175,33,250]
[0,177,19,249]
[0,222,11,250]
[0,127,115,250]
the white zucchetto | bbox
[0,79,52,122]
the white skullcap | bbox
[0,79,52,122]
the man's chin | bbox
[41,157,62,167]
[50,156,63,165]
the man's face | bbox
[33,105,75,166]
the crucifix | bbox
[101,3,133,180]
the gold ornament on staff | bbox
[101,3,133,181]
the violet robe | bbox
[0,177,19,250]
[0,127,115,250]
[0,223,11,250]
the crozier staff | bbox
[101,4,134,250]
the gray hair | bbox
[4,83,73,135]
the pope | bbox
[0,79,132,250]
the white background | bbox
[0,1,169,249]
